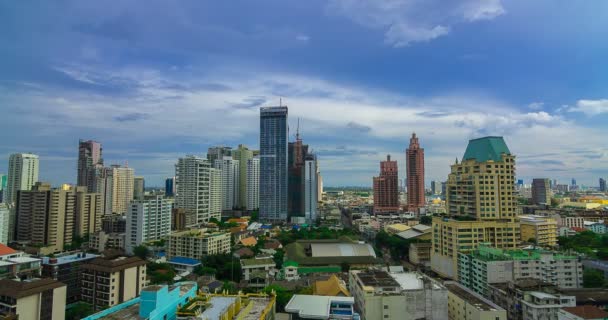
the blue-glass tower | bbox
[259,106,288,222]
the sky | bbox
[1,0,608,187]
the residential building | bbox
[246,157,260,211]
[109,165,134,215]
[0,173,6,203]
[89,231,125,252]
[41,252,99,303]
[349,269,448,320]
[166,229,230,260]
[232,144,256,209]
[171,208,187,231]
[77,140,103,191]
[5,153,39,206]
[133,176,145,200]
[209,168,222,218]
[409,242,432,266]
[459,244,583,296]
[304,154,318,224]
[207,145,233,163]
[259,106,288,222]
[0,204,9,243]
[584,221,607,234]
[91,166,114,215]
[101,214,126,233]
[165,177,176,197]
[558,306,608,320]
[74,186,103,238]
[82,282,197,320]
[532,178,552,205]
[0,244,41,280]
[125,195,172,254]
[445,281,507,320]
[600,178,607,192]
[175,155,217,227]
[373,155,400,214]
[0,278,66,320]
[564,217,585,229]
[519,215,558,247]
[285,295,358,320]
[406,133,425,212]
[241,257,276,288]
[431,180,440,195]
[81,256,147,310]
[432,136,520,280]
[214,156,240,211]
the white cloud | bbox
[569,99,608,116]
[295,34,310,42]
[528,101,544,110]
[326,0,505,47]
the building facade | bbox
[74,186,103,238]
[214,157,240,211]
[519,215,558,247]
[304,155,318,224]
[232,144,256,209]
[373,155,400,214]
[126,195,173,254]
[0,278,66,320]
[77,140,103,190]
[531,178,552,205]
[109,165,134,215]
[165,177,176,197]
[259,106,289,222]
[133,176,145,201]
[5,153,39,206]
[166,229,230,260]
[406,133,425,212]
[445,282,507,320]
[175,156,216,227]
[246,157,260,211]
[207,145,233,164]
[42,252,99,304]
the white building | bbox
[5,153,39,205]
[246,157,260,211]
[125,195,173,254]
[167,229,230,260]
[175,156,217,227]
[209,168,222,219]
[304,157,318,224]
[0,204,9,244]
[214,157,239,211]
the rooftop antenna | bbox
[279,97,283,107]
[296,118,301,141]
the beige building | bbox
[74,186,103,238]
[81,256,147,310]
[232,144,256,209]
[89,231,125,252]
[109,165,134,215]
[432,137,521,280]
[0,278,66,320]
[445,282,506,320]
[519,215,557,247]
[167,229,230,260]
[409,242,432,266]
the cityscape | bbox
[2,2,608,320]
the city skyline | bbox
[1,2,608,187]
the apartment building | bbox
[445,282,507,320]
[0,244,41,280]
[125,195,172,254]
[0,278,66,320]
[89,231,125,252]
[166,229,230,260]
[41,252,99,304]
[241,257,277,288]
[408,242,432,266]
[519,215,558,247]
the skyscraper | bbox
[431,181,439,195]
[571,178,577,186]
[373,155,399,214]
[0,173,6,203]
[175,156,216,227]
[259,106,288,222]
[209,168,222,219]
[5,153,39,205]
[531,178,551,205]
[133,176,145,200]
[406,133,425,212]
[73,186,103,238]
[600,178,606,192]
[165,177,176,197]
[109,165,134,215]
[304,154,318,223]
[77,140,103,190]
[246,157,260,211]
[288,124,307,220]
[214,157,240,211]
[232,144,256,209]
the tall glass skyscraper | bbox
[259,106,288,222]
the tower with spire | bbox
[406,132,425,213]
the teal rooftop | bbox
[462,136,511,163]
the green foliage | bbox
[209,218,239,229]
[193,266,217,276]
[64,235,89,251]
[419,216,432,225]
[147,262,176,285]
[583,269,607,288]
[558,231,608,260]
[297,286,313,294]
[66,302,95,320]
[375,230,409,261]
[250,210,259,221]
[273,249,285,269]
[276,227,358,246]
[221,281,238,294]
[263,285,293,312]
[133,245,150,260]
[201,254,242,282]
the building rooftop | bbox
[310,243,376,258]
[0,278,66,299]
[42,252,99,265]
[390,272,423,290]
[285,295,354,319]
[240,257,275,267]
[170,229,229,238]
[82,256,146,273]
[0,244,17,256]
[355,270,400,288]
[561,306,608,319]
[313,275,350,296]
[445,282,504,312]
[168,256,201,266]
[467,243,578,262]
[202,296,237,320]
[462,136,510,163]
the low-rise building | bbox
[81,256,147,310]
[89,231,125,252]
[0,278,67,320]
[0,244,41,280]
[241,257,276,288]
[395,224,432,241]
[584,221,607,234]
[41,252,99,304]
[167,229,231,260]
[408,242,432,266]
[285,294,358,320]
[313,274,350,296]
[519,215,558,247]
[168,256,201,275]
[445,281,507,320]
[558,305,608,320]
[176,292,276,320]
[349,269,448,320]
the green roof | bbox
[298,266,341,274]
[462,136,511,163]
[284,260,299,268]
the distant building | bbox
[77,140,103,191]
[171,208,187,231]
[207,145,233,164]
[133,176,145,200]
[175,155,218,226]
[108,165,135,215]
[89,231,125,252]
[285,295,358,320]
[406,133,425,212]
[0,278,66,320]
[445,281,507,320]
[41,252,99,304]
[519,215,558,247]
[214,156,240,211]
[101,214,126,233]
[232,144,257,209]
[532,178,552,205]
[0,204,9,243]
[166,229,230,260]
[304,154,318,224]
[600,178,607,192]
[373,155,400,214]
[164,177,176,197]
[431,180,440,195]
[126,195,173,254]
[246,157,260,211]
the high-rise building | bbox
[207,146,232,164]
[5,153,39,205]
[214,156,240,211]
[77,140,103,190]
[175,156,216,227]
[133,176,145,200]
[373,155,400,214]
[126,195,173,254]
[165,177,176,197]
[304,154,318,224]
[288,124,308,221]
[600,178,606,192]
[571,178,577,186]
[0,173,6,203]
[232,144,256,208]
[431,181,439,195]
[259,106,288,222]
[0,204,9,243]
[531,178,551,205]
[317,167,323,201]
[41,252,99,304]
[73,186,103,238]
[406,133,425,211]
[432,136,520,280]
[209,168,222,220]
[108,165,134,215]
[246,157,260,211]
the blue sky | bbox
[1,0,608,187]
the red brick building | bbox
[373,155,400,214]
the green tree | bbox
[583,269,606,288]
[420,216,432,225]
[193,266,217,276]
[273,249,285,269]
[263,285,293,312]
[133,245,150,260]
[66,302,95,320]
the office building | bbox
[445,282,507,320]
[175,155,217,227]
[74,186,103,238]
[214,156,240,211]
[531,178,552,205]
[166,229,230,260]
[0,278,66,320]
[458,244,583,296]
[81,256,147,310]
[304,154,318,224]
[126,195,172,254]
[207,145,232,163]
[285,295,358,320]
[246,157,260,211]
[133,176,145,200]
[349,269,448,320]
[373,155,400,214]
[600,178,606,192]
[519,215,558,247]
[232,144,256,208]
[259,106,288,222]
[41,252,99,304]
[432,136,520,280]
[5,153,39,207]
[406,133,425,211]
[165,177,176,197]
[77,140,103,190]
[0,204,8,243]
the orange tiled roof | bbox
[240,236,258,247]
[313,274,350,296]
[0,243,17,256]
[561,306,608,319]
